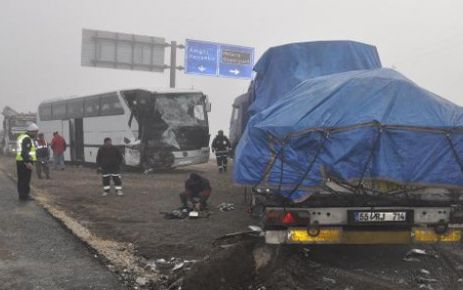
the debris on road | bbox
[418,284,435,290]
[213,229,263,247]
[406,249,438,259]
[301,247,310,257]
[217,202,235,212]
[136,277,148,286]
[403,257,421,263]
[322,277,336,284]
[248,225,264,237]
[416,276,438,284]
[248,225,263,233]
[420,269,431,275]
[143,257,197,274]
[409,249,428,256]
[162,208,210,220]
[188,211,199,218]
[162,209,189,219]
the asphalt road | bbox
[0,172,125,290]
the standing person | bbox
[50,131,67,170]
[35,133,50,179]
[16,123,39,201]
[96,137,124,196]
[211,130,231,173]
[179,173,212,210]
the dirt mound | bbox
[181,242,404,290]
[182,241,257,290]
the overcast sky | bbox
[1,0,462,135]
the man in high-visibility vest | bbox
[16,123,39,201]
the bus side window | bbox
[52,102,67,120]
[67,98,84,119]
[39,104,52,121]
[100,94,124,116]
[84,96,100,117]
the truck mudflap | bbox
[265,227,462,245]
[263,206,463,245]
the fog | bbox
[1,0,462,136]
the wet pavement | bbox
[0,172,125,290]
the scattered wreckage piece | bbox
[217,202,235,212]
[406,248,439,259]
[161,208,211,220]
[213,227,264,247]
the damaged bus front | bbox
[122,89,211,169]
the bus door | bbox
[68,118,84,162]
[74,118,84,161]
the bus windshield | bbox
[122,90,209,152]
[155,94,207,128]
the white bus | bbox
[37,88,211,169]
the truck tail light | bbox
[282,212,296,225]
[265,210,310,226]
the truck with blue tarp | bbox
[231,41,463,244]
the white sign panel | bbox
[81,29,166,72]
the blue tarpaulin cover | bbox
[249,41,382,115]
[234,68,463,202]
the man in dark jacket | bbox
[180,173,211,210]
[211,130,231,173]
[96,137,124,196]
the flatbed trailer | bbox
[264,206,462,244]
[253,188,463,245]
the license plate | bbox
[351,211,408,223]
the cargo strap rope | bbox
[285,130,329,200]
[254,136,288,188]
[445,132,463,176]
[356,125,383,193]
[277,141,285,194]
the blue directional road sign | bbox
[185,39,254,79]
[185,40,218,76]
[218,44,254,79]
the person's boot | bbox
[102,191,109,197]
[116,190,124,196]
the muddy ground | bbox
[2,156,463,290]
[0,156,252,259]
